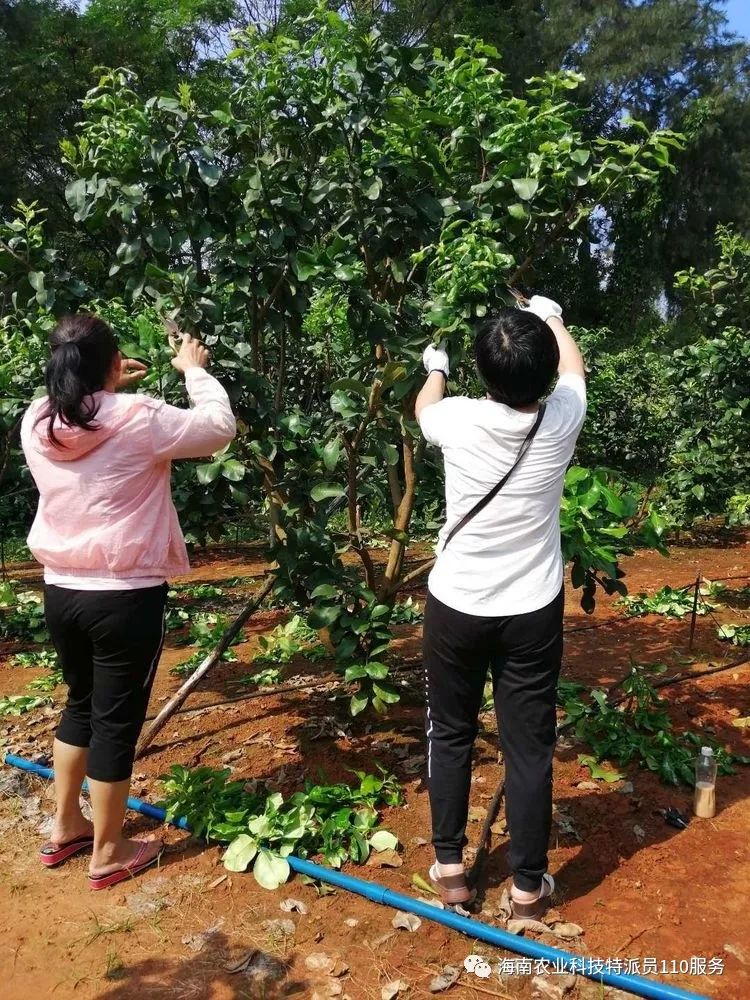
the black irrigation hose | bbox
[563,571,750,637]
[135,565,750,887]
[145,568,750,723]
[469,571,750,887]
[143,660,427,723]
[469,649,750,888]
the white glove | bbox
[522,295,563,324]
[423,342,450,377]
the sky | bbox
[725,0,750,39]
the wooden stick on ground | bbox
[135,575,275,759]
[469,771,506,887]
[688,572,701,651]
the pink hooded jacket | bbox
[21,368,236,588]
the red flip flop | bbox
[88,840,163,891]
[40,834,95,868]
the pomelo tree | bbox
[2,10,678,710]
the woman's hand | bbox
[416,341,449,421]
[521,295,564,324]
[423,342,450,377]
[116,358,148,390]
[522,295,584,378]
[171,333,210,375]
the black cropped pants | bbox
[423,586,564,892]
[45,584,167,782]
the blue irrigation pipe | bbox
[4,754,191,831]
[4,752,707,1000]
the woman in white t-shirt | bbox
[415,295,586,917]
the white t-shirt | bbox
[419,373,587,617]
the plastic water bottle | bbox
[693,746,717,818]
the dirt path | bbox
[0,535,748,999]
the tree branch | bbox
[508,135,661,286]
[342,432,377,592]
[274,322,286,413]
[256,263,290,330]
[386,461,403,512]
[399,556,436,588]
[380,428,424,600]
[0,240,33,271]
[0,416,23,490]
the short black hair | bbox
[474,309,560,406]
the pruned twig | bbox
[135,576,275,758]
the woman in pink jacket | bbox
[21,314,236,889]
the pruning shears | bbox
[654,807,690,830]
[506,285,530,307]
[161,316,182,356]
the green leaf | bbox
[322,439,341,471]
[65,178,87,213]
[197,462,222,485]
[368,830,399,852]
[311,482,345,502]
[334,264,358,281]
[146,225,171,252]
[364,177,382,200]
[390,258,407,282]
[336,636,358,660]
[381,362,407,389]
[350,690,370,716]
[221,460,246,482]
[293,251,323,282]
[198,159,221,187]
[412,873,440,896]
[472,178,496,195]
[330,391,358,418]
[309,179,336,204]
[511,177,539,201]
[565,466,590,486]
[372,681,400,705]
[329,378,370,397]
[344,664,368,682]
[308,605,342,629]
[247,813,274,838]
[311,584,338,599]
[28,271,45,292]
[578,754,625,783]
[223,834,258,872]
[507,203,528,220]
[383,527,409,544]
[381,443,399,467]
[364,661,389,679]
[253,848,290,890]
[116,239,142,265]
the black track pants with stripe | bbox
[423,586,564,892]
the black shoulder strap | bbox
[441,402,546,551]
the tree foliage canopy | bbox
[1,1,748,715]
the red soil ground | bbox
[0,533,748,1000]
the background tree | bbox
[0,0,238,239]
[376,0,750,332]
[3,0,748,331]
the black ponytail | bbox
[39,314,119,446]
